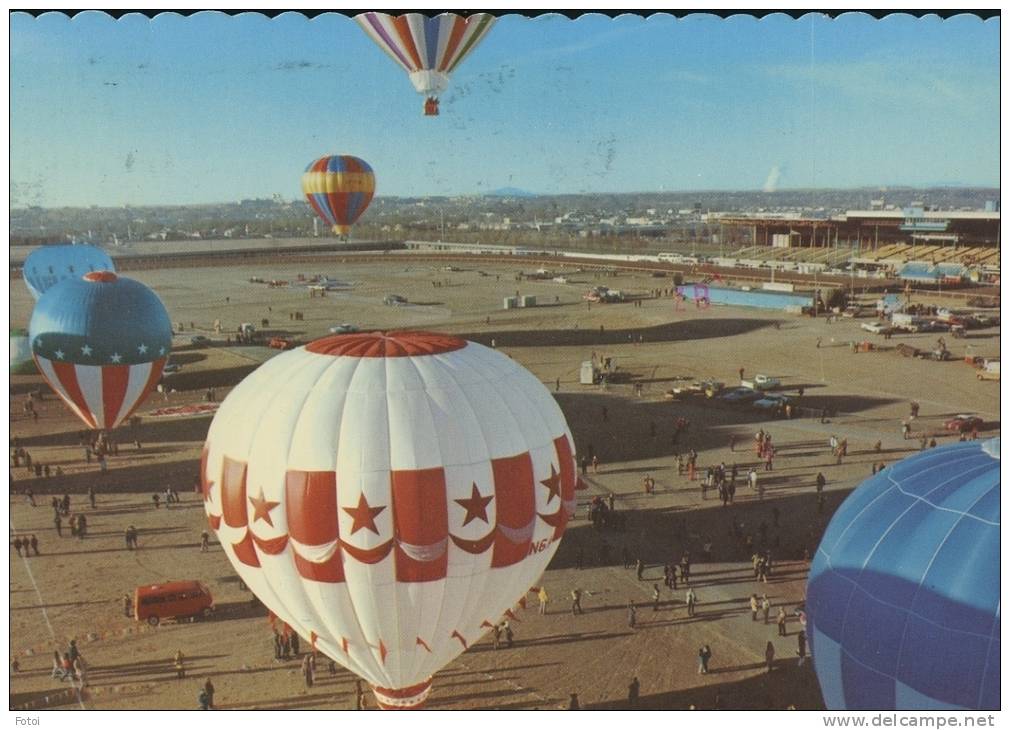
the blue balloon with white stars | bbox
[29,271,172,367]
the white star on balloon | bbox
[158,346,166,355]
[110,353,122,363]
[137,343,148,355]
[54,349,65,360]
[81,344,93,356]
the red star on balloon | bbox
[454,483,494,526]
[343,493,385,535]
[539,464,562,502]
[248,488,280,526]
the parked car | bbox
[162,362,181,374]
[383,294,408,306]
[720,387,764,403]
[945,414,984,433]
[190,335,211,346]
[753,394,792,410]
[329,323,359,334]
[861,322,893,335]
[741,374,781,390]
[134,580,214,626]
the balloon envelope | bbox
[202,331,577,708]
[29,271,173,430]
[301,155,375,237]
[22,244,115,301]
[356,13,495,115]
[807,439,1000,710]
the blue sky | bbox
[10,11,1000,207]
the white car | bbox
[753,394,792,410]
[861,322,892,334]
[329,324,359,334]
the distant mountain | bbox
[484,187,538,198]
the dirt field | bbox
[8,257,1000,710]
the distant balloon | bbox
[10,329,36,374]
[29,271,173,430]
[807,439,1000,711]
[22,244,115,301]
[356,12,496,116]
[202,331,578,709]
[301,155,375,237]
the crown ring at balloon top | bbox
[305,331,467,358]
[82,270,118,283]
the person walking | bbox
[816,472,826,493]
[538,586,549,615]
[123,593,133,618]
[174,650,185,679]
[685,587,697,617]
[777,607,788,636]
[761,595,771,624]
[750,594,759,621]
[203,678,215,709]
[54,513,62,537]
[698,644,712,674]
[29,535,39,556]
[652,583,661,611]
[635,558,645,581]
[13,536,23,557]
[88,486,96,509]
[200,530,210,552]
[627,676,640,709]
[797,630,807,666]
[627,601,637,629]
[571,588,584,615]
[765,641,776,672]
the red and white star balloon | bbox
[202,331,579,709]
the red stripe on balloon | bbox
[221,456,249,528]
[100,364,130,429]
[116,358,165,428]
[285,471,338,545]
[490,452,535,568]
[232,531,260,567]
[49,360,97,429]
[391,15,424,70]
[392,467,448,582]
[438,17,468,72]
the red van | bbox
[134,580,214,626]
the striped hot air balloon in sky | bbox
[301,155,375,238]
[356,12,496,116]
[202,331,581,709]
[29,271,173,431]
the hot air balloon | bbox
[807,439,999,711]
[10,328,36,374]
[356,12,496,116]
[301,155,375,238]
[22,243,115,301]
[202,331,578,709]
[29,271,173,431]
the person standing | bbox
[203,678,215,709]
[777,607,788,636]
[797,630,807,666]
[200,531,210,552]
[29,535,39,556]
[635,558,645,581]
[765,641,776,672]
[750,594,759,621]
[54,513,62,537]
[652,583,661,611]
[685,587,697,617]
[301,654,314,687]
[123,593,133,618]
[568,693,580,710]
[174,650,185,679]
[627,601,637,629]
[13,536,23,557]
[492,623,501,650]
[627,676,640,709]
[88,486,96,509]
[538,586,549,615]
[761,595,771,624]
[816,472,826,493]
[354,680,366,710]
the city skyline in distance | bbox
[10,11,1000,208]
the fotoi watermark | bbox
[823,714,997,728]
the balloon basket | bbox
[371,678,432,710]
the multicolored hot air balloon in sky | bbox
[301,155,375,238]
[202,331,578,709]
[22,243,115,301]
[356,12,496,116]
[29,271,173,431]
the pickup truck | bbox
[741,374,780,390]
[269,337,294,350]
